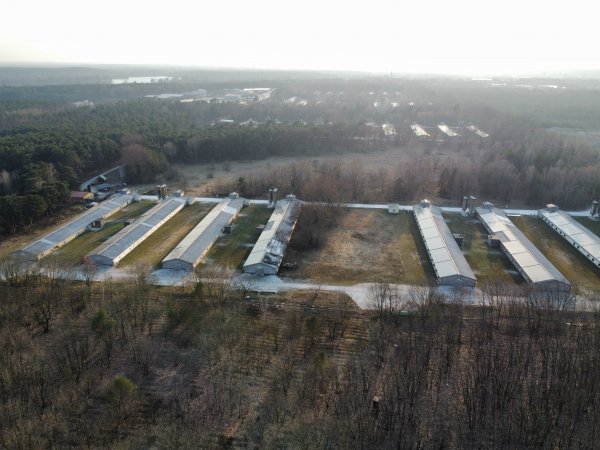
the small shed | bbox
[71,191,94,202]
[388,203,401,214]
[453,233,464,247]
[487,234,501,247]
[89,219,104,230]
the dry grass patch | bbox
[284,209,435,285]
[118,203,212,268]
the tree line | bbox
[1,87,600,234]
[0,260,598,448]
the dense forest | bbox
[0,262,597,448]
[2,76,600,234]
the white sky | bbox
[1,0,599,75]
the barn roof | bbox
[413,203,476,283]
[476,206,570,287]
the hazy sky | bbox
[1,0,598,75]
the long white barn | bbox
[87,197,186,266]
[243,196,300,276]
[539,204,600,269]
[476,204,571,292]
[11,194,132,262]
[162,196,245,270]
[413,201,476,287]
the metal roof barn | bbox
[538,205,600,269]
[410,123,430,137]
[11,194,132,262]
[243,197,300,276]
[437,123,459,137]
[466,125,489,138]
[413,202,476,287]
[162,196,245,270]
[87,197,186,266]
[476,205,571,292]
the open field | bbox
[444,213,522,287]
[199,204,273,271]
[283,209,435,285]
[118,203,212,268]
[48,200,155,266]
[511,216,600,293]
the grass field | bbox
[49,201,156,266]
[444,213,522,287]
[284,209,435,285]
[511,216,600,293]
[199,204,273,271]
[118,203,212,268]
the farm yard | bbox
[118,203,212,268]
[49,201,155,266]
[283,209,435,285]
[443,213,522,287]
[511,215,600,294]
[199,204,273,271]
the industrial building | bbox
[476,204,571,292]
[538,204,600,269]
[413,201,477,287]
[410,123,430,137]
[11,194,132,262]
[87,197,186,266]
[466,125,489,138]
[243,196,300,275]
[437,123,459,137]
[162,195,245,270]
